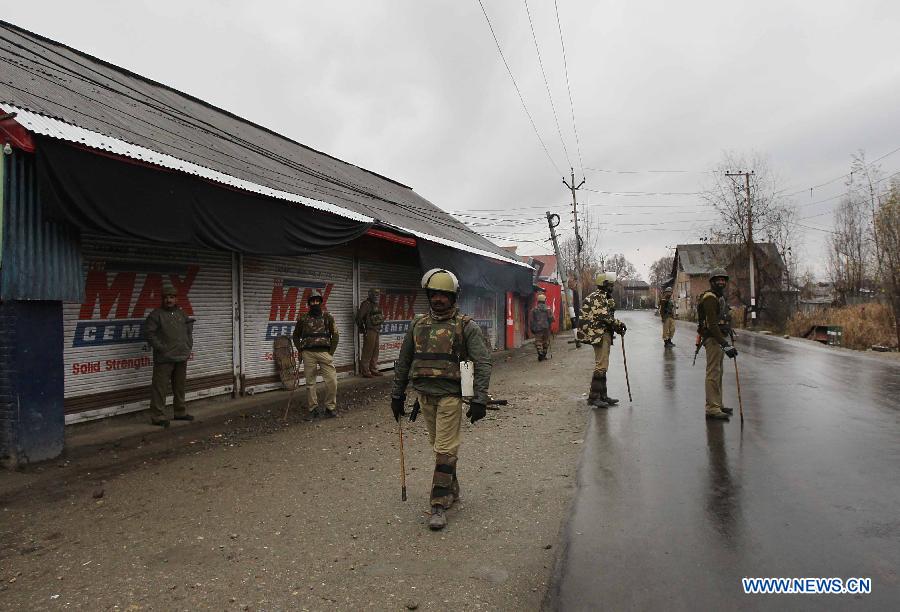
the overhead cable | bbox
[476,0,563,177]
[552,0,585,177]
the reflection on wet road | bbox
[548,312,899,610]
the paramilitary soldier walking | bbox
[144,281,195,427]
[356,288,384,377]
[659,286,677,347]
[530,293,554,361]
[293,293,340,419]
[391,269,492,531]
[698,268,737,420]
[580,272,626,409]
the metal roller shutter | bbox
[62,235,234,423]
[458,289,501,350]
[241,253,354,394]
[357,259,423,370]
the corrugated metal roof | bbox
[0,21,530,269]
[675,243,784,275]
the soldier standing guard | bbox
[530,293,554,360]
[293,293,340,420]
[356,288,385,377]
[659,286,677,347]
[579,272,626,409]
[144,281,195,427]
[697,268,737,421]
[391,269,492,531]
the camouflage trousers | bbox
[360,330,380,375]
[704,339,725,414]
[662,317,676,341]
[417,393,463,508]
[534,330,551,354]
[591,332,612,374]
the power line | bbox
[585,167,713,174]
[524,0,571,169]
[553,0,585,177]
[583,187,703,196]
[476,0,563,177]
[783,144,900,197]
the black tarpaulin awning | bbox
[36,137,372,255]
[417,240,533,295]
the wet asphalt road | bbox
[548,311,900,611]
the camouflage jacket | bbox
[579,289,618,344]
[293,312,339,353]
[392,308,492,404]
[530,304,554,333]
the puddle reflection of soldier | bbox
[356,288,384,377]
[144,281,195,427]
[705,422,739,540]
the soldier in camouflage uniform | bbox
[659,286,677,347]
[698,268,737,421]
[391,269,492,531]
[292,293,340,419]
[530,293,554,360]
[356,288,385,377]
[579,272,626,409]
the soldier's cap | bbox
[663,286,673,294]
[162,281,177,296]
[307,293,324,304]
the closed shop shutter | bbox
[458,289,501,350]
[358,259,423,370]
[62,236,234,423]
[241,252,354,393]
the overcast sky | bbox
[6,1,900,279]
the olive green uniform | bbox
[698,291,732,416]
[356,297,384,375]
[659,297,676,342]
[144,305,194,421]
[293,311,340,414]
[392,307,492,508]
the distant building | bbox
[671,243,787,325]
[620,280,650,309]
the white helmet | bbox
[421,268,460,293]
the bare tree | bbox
[875,183,900,348]
[649,255,675,289]
[828,195,872,300]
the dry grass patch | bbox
[787,302,897,351]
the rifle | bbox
[410,397,508,421]
[692,333,703,366]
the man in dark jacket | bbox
[293,293,340,419]
[145,281,195,427]
[659,286,677,347]
[698,269,737,421]
[356,288,384,377]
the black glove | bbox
[723,345,738,359]
[466,402,486,424]
[391,395,406,422]
[617,321,627,335]
[409,399,420,422]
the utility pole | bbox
[726,170,756,326]
[546,212,573,330]
[562,167,586,325]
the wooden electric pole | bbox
[562,167,586,323]
[546,212,573,330]
[726,170,756,326]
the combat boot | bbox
[706,410,730,421]
[588,373,609,408]
[720,406,734,415]
[599,373,619,406]
[429,505,447,530]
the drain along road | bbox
[1,311,898,610]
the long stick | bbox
[621,336,633,402]
[733,357,744,425]
[398,419,408,502]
